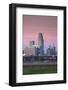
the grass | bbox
[23,65,57,75]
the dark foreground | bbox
[23,56,57,75]
[23,64,57,75]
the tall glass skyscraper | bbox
[38,33,44,55]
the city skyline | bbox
[23,15,57,51]
[23,32,57,56]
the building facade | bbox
[29,41,35,47]
[38,33,44,56]
[24,46,38,56]
[46,45,57,56]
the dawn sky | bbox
[23,15,57,52]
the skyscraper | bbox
[38,33,44,55]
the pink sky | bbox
[23,15,57,50]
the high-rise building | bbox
[46,45,57,56]
[24,46,38,56]
[38,33,44,55]
[29,41,35,47]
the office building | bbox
[38,33,44,55]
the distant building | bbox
[24,46,38,56]
[23,47,30,56]
[38,33,44,55]
[23,32,57,57]
[29,41,35,47]
[46,45,57,56]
